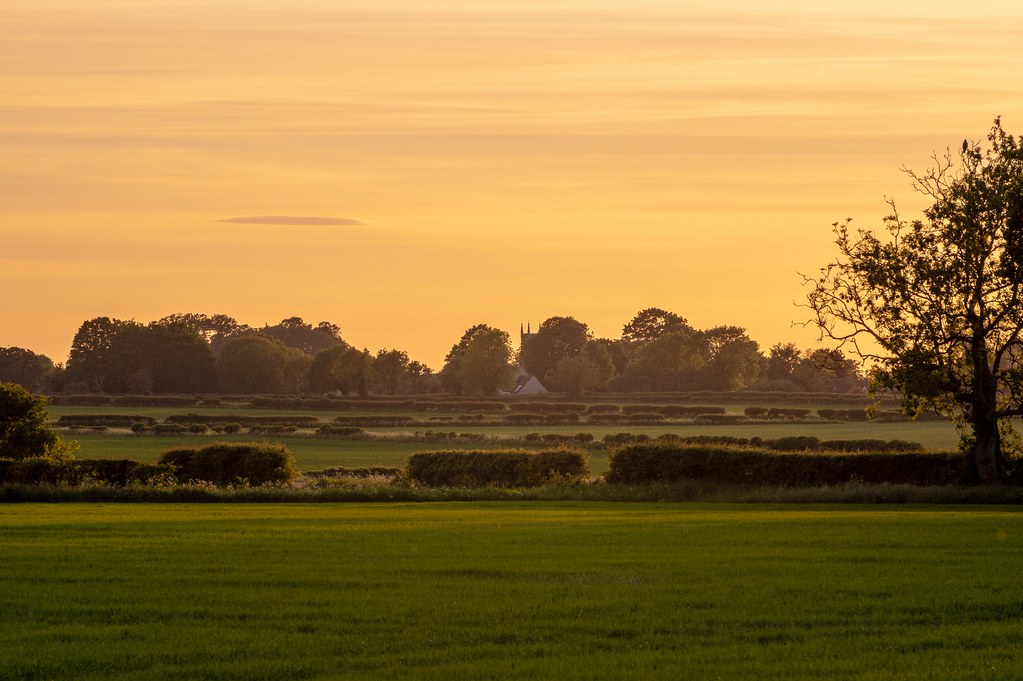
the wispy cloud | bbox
[218,216,369,226]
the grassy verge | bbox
[2,503,1021,680]
[4,480,1023,504]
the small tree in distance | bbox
[806,118,1023,482]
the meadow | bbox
[2,503,1021,680]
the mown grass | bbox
[2,503,1021,680]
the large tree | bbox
[0,347,56,393]
[806,118,1023,482]
[0,382,75,460]
[520,316,590,381]
[457,328,515,396]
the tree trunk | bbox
[971,409,1004,483]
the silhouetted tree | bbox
[0,347,56,393]
[521,316,590,381]
[621,308,691,344]
[806,118,1023,481]
[457,328,515,396]
[218,334,290,394]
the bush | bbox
[602,433,650,446]
[223,423,242,434]
[157,442,299,486]
[131,422,149,434]
[585,404,619,415]
[151,423,189,434]
[744,407,769,418]
[606,444,972,486]
[188,424,209,434]
[404,449,588,487]
[0,457,175,487]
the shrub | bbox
[131,422,149,434]
[157,442,299,486]
[766,436,821,451]
[744,407,769,418]
[188,424,209,434]
[306,466,402,479]
[151,423,188,434]
[223,423,242,434]
[585,404,619,415]
[404,449,588,487]
[606,444,971,486]
[166,414,319,427]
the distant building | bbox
[504,323,548,395]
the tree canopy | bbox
[806,118,1023,481]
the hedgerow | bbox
[606,444,972,486]
[157,442,299,486]
[404,449,588,487]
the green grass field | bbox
[2,504,1021,680]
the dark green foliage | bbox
[766,436,821,451]
[405,449,588,487]
[606,444,973,486]
[620,404,725,417]
[508,402,587,414]
[222,423,242,434]
[57,414,158,428]
[156,442,299,486]
[0,382,59,460]
[0,346,56,393]
[165,413,319,427]
[131,422,149,433]
[744,407,769,418]
[150,423,188,434]
[0,457,175,486]
[306,466,401,479]
[767,408,813,418]
[585,404,620,414]
[332,415,415,427]
[316,424,366,438]
[187,424,209,434]
[247,425,297,434]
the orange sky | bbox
[3,1,1023,369]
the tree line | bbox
[0,309,863,397]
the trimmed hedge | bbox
[316,424,366,438]
[606,444,972,486]
[0,458,175,486]
[621,405,726,417]
[767,408,813,418]
[56,415,158,428]
[508,402,588,414]
[405,449,588,487]
[306,466,402,479]
[166,414,319,427]
[332,416,415,427]
[157,442,299,486]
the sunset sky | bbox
[4,0,1023,369]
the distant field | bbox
[2,504,1021,680]
[66,434,528,473]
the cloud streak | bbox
[219,216,369,226]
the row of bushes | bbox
[165,414,319,426]
[405,449,588,488]
[57,414,158,427]
[606,444,971,486]
[0,458,175,486]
